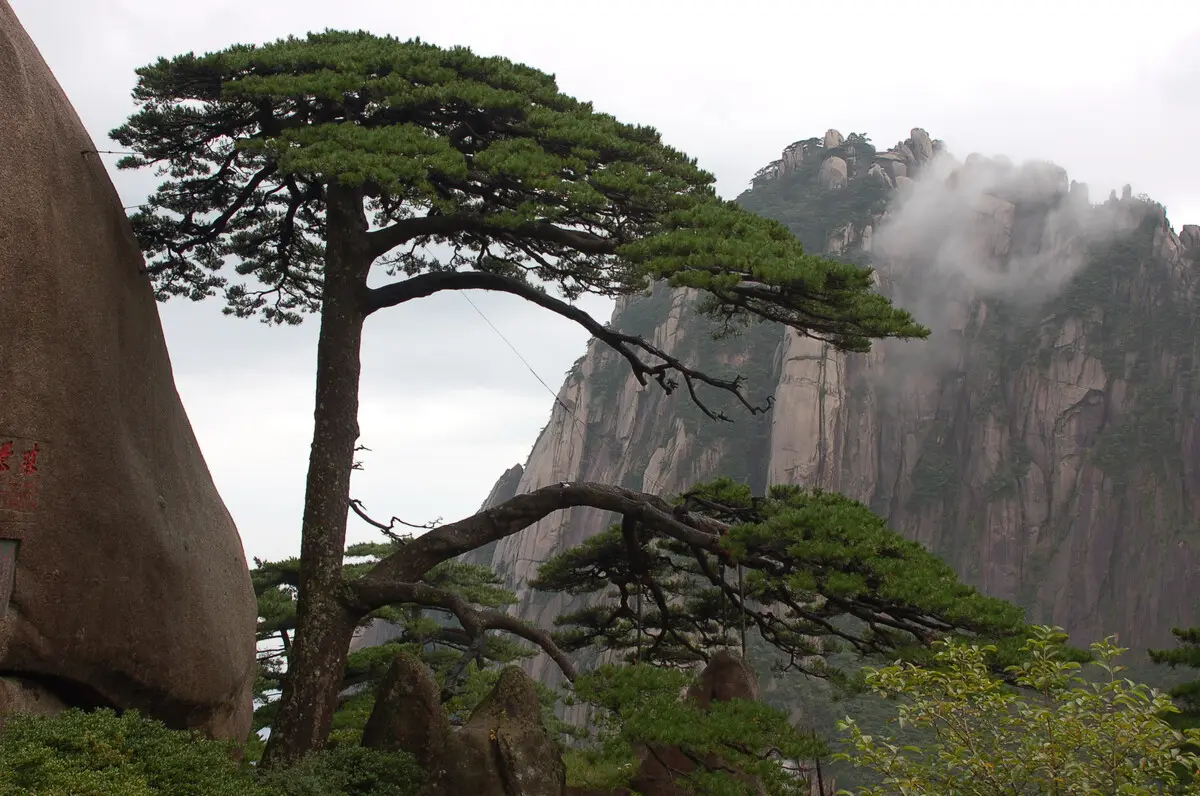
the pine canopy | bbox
[112,30,926,352]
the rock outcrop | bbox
[817,156,848,189]
[753,127,944,186]
[909,127,934,164]
[1182,224,1200,252]
[688,649,759,708]
[366,657,565,796]
[362,652,449,769]
[0,1,257,738]
[469,127,1200,714]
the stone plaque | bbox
[0,436,43,516]
[0,540,16,618]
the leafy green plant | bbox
[0,708,257,796]
[0,708,423,796]
[836,626,1200,794]
[257,744,422,796]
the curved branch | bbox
[364,481,731,585]
[142,162,279,275]
[363,270,767,420]
[346,579,578,681]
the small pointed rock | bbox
[362,652,449,768]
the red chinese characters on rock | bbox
[20,443,38,475]
[0,440,41,513]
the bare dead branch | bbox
[348,498,439,542]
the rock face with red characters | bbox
[0,0,257,740]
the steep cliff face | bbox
[472,128,1200,691]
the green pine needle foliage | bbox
[251,540,551,744]
[111,31,924,352]
[1152,627,1200,725]
[534,477,1027,681]
[567,664,823,795]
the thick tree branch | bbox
[346,579,578,681]
[367,215,616,260]
[363,270,767,420]
[363,482,729,586]
[143,162,278,275]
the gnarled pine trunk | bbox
[261,184,371,767]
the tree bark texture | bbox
[261,184,372,767]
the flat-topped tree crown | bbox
[112,30,925,353]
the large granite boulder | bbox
[0,0,257,739]
[909,127,934,164]
[817,156,848,189]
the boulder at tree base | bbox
[364,658,565,796]
[0,0,257,739]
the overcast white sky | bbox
[10,0,1199,563]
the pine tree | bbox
[533,478,1028,684]
[1151,626,1200,784]
[1151,627,1200,731]
[111,31,928,763]
[566,664,826,795]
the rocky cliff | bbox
[470,127,1200,695]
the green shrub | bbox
[0,709,423,796]
[837,626,1200,794]
[0,708,256,796]
[257,743,423,796]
